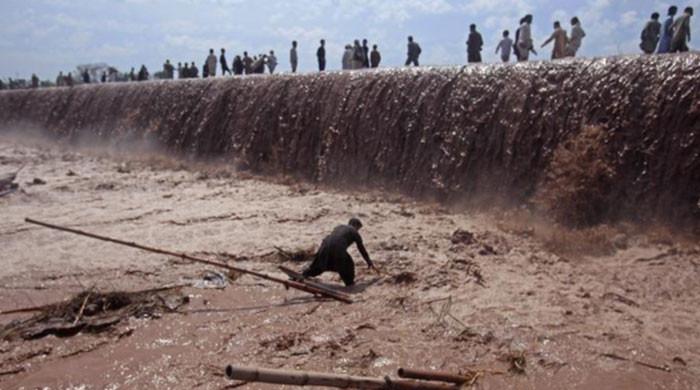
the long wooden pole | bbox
[397,368,473,385]
[25,218,352,304]
[225,365,459,389]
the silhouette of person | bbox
[567,17,586,57]
[163,59,174,79]
[370,44,381,68]
[658,6,679,54]
[317,39,326,71]
[541,21,568,59]
[670,7,693,53]
[220,49,232,75]
[405,36,421,66]
[640,12,662,54]
[342,44,353,70]
[467,24,484,63]
[495,30,513,62]
[362,39,370,67]
[352,40,364,69]
[137,65,149,81]
[267,50,278,74]
[290,41,299,73]
[517,14,536,61]
[232,55,244,75]
[243,51,253,74]
[205,49,217,77]
[302,218,375,287]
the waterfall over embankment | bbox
[1,55,699,226]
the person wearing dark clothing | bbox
[31,74,39,88]
[370,44,381,68]
[640,12,662,54]
[232,55,244,75]
[467,24,484,63]
[220,49,232,75]
[252,55,267,74]
[177,62,183,79]
[290,41,299,73]
[670,7,693,53]
[203,62,209,78]
[352,40,364,69]
[658,6,678,53]
[82,70,90,84]
[129,68,135,81]
[66,73,74,87]
[163,59,174,79]
[405,36,421,66]
[317,39,326,71]
[182,63,190,78]
[302,218,374,286]
[190,62,199,78]
[137,65,149,81]
[362,39,370,67]
[242,52,253,74]
[101,72,107,83]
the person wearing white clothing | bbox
[495,30,513,62]
[206,49,217,77]
[517,14,535,61]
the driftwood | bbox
[25,218,352,304]
[397,368,477,385]
[1,286,188,341]
[278,265,352,300]
[0,284,187,316]
[225,365,459,389]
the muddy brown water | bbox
[1,55,698,226]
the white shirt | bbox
[496,37,513,57]
[518,22,532,46]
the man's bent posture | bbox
[302,218,374,286]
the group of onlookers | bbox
[167,48,279,79]
[470,15,587,64]
[640,6,694,54]
[339,39,383,70]
[2,7,695,90]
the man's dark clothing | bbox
[220,54,232,75]
[317,46,326,71]
[303,225,372,286]
[406,41,421,66]
[468,31,484,63]
[232,58,244,75]
[362,44,370,67]
[163,62,174,79]
[370,49,381,68]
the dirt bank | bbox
[1,55,699,226]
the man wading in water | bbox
[302,218,375,286]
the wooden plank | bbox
[278,266,352,299]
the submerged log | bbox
[225,365,459,389]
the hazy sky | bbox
[1,0,698,79]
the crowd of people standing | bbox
[1,6,695,90]
[640,6,694,54]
